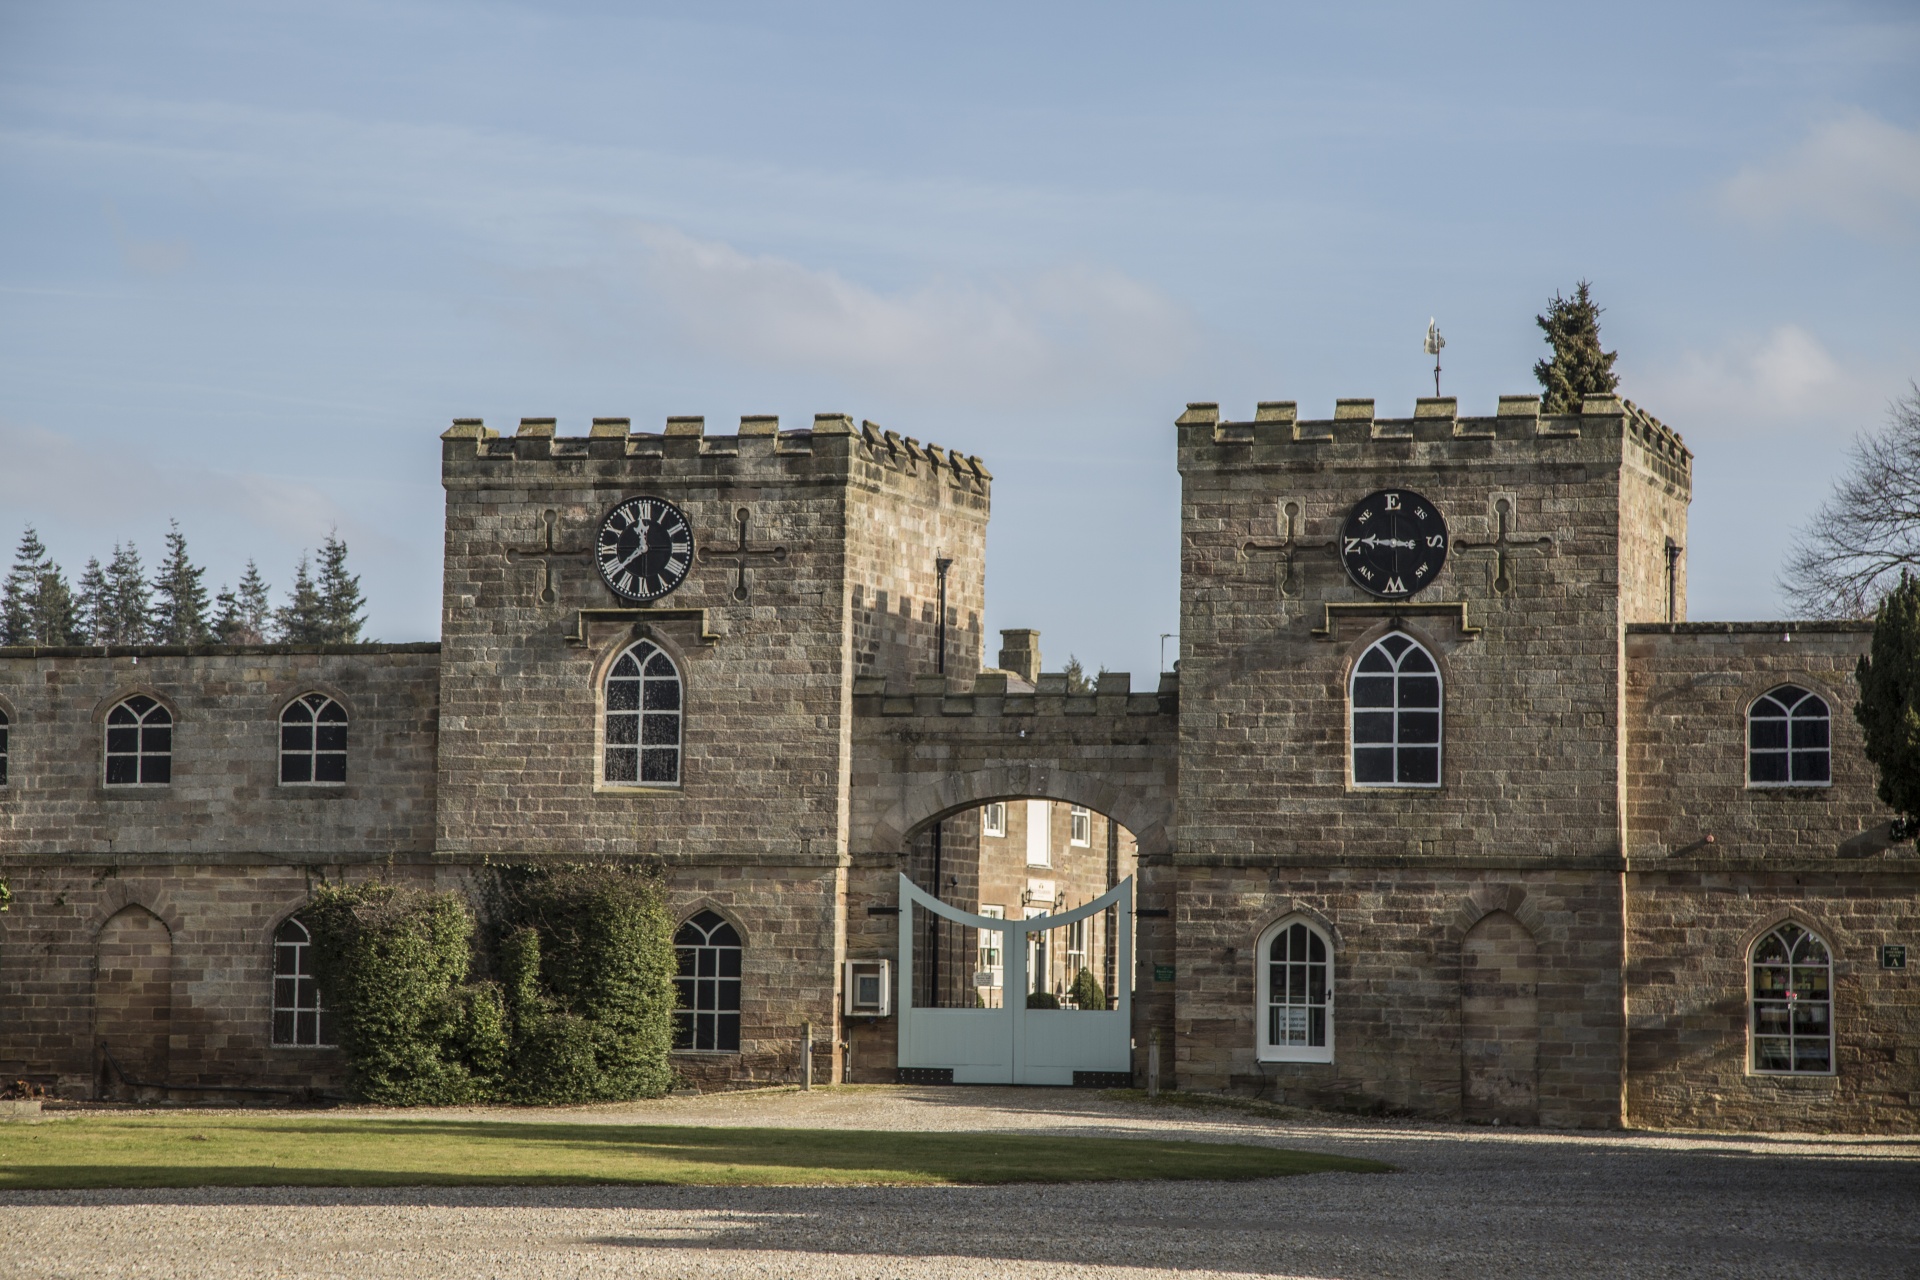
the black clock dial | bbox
[1340,489,1448,599]
[595,496,695,602]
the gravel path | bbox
[3,1087,1916,1279]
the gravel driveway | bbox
[2,1087,1915,1279]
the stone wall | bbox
[0,644,440,857]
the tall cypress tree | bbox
[1856,571,1920,837]
[1533,281,1620,414]
[316,533,367,643]
[151,520,211,645]
[103,543,153,644]
[275,555,327,643]
[34,566,82,646]
[213,560,273,644]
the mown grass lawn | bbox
[0,1115,1389,1189]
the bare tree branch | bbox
[1782,382,1920,618]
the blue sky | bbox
[2,1,1916,676]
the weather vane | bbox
[1424,318,1445,397]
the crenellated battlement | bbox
[440,413,990,497]
[853,669,1177,719]
[1178,393,1690,487]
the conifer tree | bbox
[103,543,153,644]
[74,557,110,643]
[2,527,48,644]
[315,533,367,643]
[275,555,328,643]
[213,560,273,644]
[1533,281,1620,414]
[151,520,211,645]
[2,527,82,645]
[1856,571,1920,839]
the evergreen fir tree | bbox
[213,560,273,644]
[275,555,328,643]
[1856,571,1920,837]
[103,543,153,644]
[1533,281,1620,414]
[315,532,367,643]
[2,526,50,644]
[75,557,110,644]
[1,527,82,645]
[151,520,212,645]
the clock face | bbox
[595,496,695,602]
[1340,489,1448,599]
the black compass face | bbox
[595,496,694,602]
[1340,489,1448,599]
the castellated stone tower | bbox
[1171,392,1692,1125]
[436,412,988,1085]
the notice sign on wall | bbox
[1883,945,1907,970]
[1154,964,1175,982]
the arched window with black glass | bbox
[105,695,172,785]
[1750,921,1833,1075]
[281,694,347,785]
[673,910,741,1052]
[1257,918,1333,1063]
[1349,632,1442,787]
[1747,685,1830,787]
[604,639,683,786]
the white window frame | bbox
[982,802,1007,838]
[1025,799,1051,867]
[977,904,1006,1003]
[603,639,684,789]
[271,917,333,1048]
[104,695,172,787]
[1069,805,1092,847]
[1255,916,1334,1064]
[1348,632,1443,789]
[1746,685,1832,789]
[279,693,347,787]
[1749,921,1836,1076]
[1024,905,1052,995]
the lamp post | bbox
[1424,318,1446,397]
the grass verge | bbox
[0,1115,1389,1189]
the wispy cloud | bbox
[1717,110,1920,239]
[514,222,1202,405]
[0,419,349,548]
[1631,324,1886,431]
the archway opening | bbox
[904,799,1138,1012]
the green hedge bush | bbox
[305,865,676,1106]
[1067,966,1107,1011]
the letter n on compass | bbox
[506,509,591,606]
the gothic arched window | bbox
[105,695,172,785]
[1748,685,1831,787]
[673,910,742,1052]
[604,640,683,786]
[1350,632,1442,787]
[0,707,9,786]
[1257,918,1333,1063]
[1750,921,1833,1074]
[272,916,332,1047]
[280,694,348,785]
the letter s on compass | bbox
[1340,489,1447,599]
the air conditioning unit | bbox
[844,959,892,1017]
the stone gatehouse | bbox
[1,395,1914,1131]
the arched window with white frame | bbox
[272,916,332,1047]
[1750,921,1833,1074]
[604,639,683,786]
[1747,685,1830,787]
[280,693,347,785]
[1257,917,1334,1062]
[673,910,742,1052]
[1350,632,1442,787]
[105,695,172,785]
